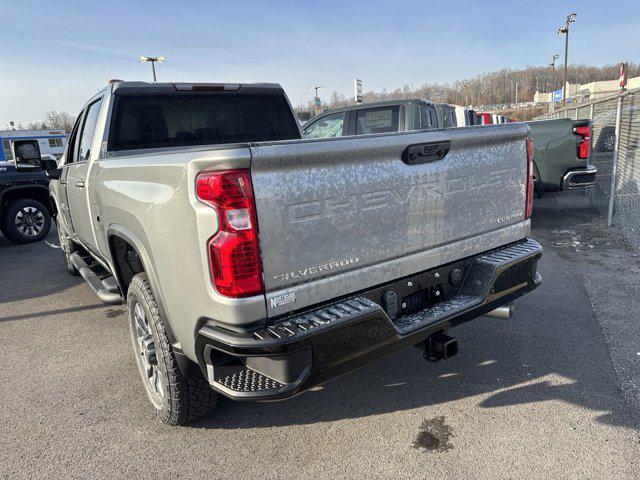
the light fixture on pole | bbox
[557,13,577,107]
[138,56,166,82]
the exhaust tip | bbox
[485,303,514,320]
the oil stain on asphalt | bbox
[413,416,454,452]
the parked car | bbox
[476,112,493,125]
[434,103,457,128]
[454,106,478,126]
[17,81,542,425]
[303,99,438,138]
[0,155,52,243]
[526,118,596,196]
[591,105,640,152]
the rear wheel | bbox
[127,272,218,425]
[1,199,51,244]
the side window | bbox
[2,139,13,161]
[77,99,103,162]
[303,112,345,138]
[48,138,64,148]
[355,107,399,135]
[64,113,85,165]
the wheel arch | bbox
[0,185,52,220]
[106,225,179,348]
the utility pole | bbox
[515,81,518,104]
[138,56,166,82]
[558,13,577,107]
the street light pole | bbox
[309,85,324,115]
[550,54,559,90]
[558,13,577,107]
[549,54,559,112]
[138,56,166,82]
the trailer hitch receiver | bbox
[423,331,458,362]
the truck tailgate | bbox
[250,124,530,316]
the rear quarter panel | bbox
[527,118,586,189]
[92,147,267,360]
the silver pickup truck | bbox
[13,82,542,425]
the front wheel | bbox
[127,273,218,425]
[1,199,51,244]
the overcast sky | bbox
[1,0,638,127]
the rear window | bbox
[108,93,300,151]
[355,107,399,135]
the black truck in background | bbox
[0,161,52,243]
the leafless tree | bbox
[295,63,640,118]
[44,111,76,132]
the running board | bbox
[70,252,122,305]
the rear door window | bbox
[303,112,345,138]
[108,93,300,151]
[355,107,399,135]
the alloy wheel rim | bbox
[15,207,45,236]
[133,302,164,404]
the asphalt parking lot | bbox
[1,192,639,479]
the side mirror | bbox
[12,140,42,172]
[41,158,62,179]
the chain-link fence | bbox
[536,88,640,252]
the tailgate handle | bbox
[402,141,451,165]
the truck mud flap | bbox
[196,239,542,400]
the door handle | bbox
[402,141,451,165]
[60,179,67,185]
[75,180,85,188]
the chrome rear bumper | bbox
[562,165,597,190]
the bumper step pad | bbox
[215,365,283,393]
[252,298,379,343]
[209,363,307,399]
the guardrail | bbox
[535,88,640,253]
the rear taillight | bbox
[196,170,264,298]
[525,137,534,219]
[574,125,591,159]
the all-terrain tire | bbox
[127,272,218,425]
[1,198,51,244]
